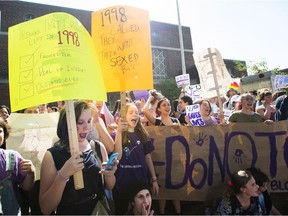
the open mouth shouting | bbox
[79,133,87,139]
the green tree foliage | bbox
[155,77,181,103]
[234,59,281,76]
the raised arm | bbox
[143,96,157,125]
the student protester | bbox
[126,180,154,215]
[0,118,36,215]
[255,89,276,121]
[0,105,10,149]
[0,104,10,124]
[39,101,118,215]
[177,95,193,125]
[215,170,262,215]
[274,94,288,121]
[229,93,273,124]
[113,103,159,215]
[143,96,181,215]
[223,88,238,109]
[247,167,282,215]
[143,89,164,126]
[228,94,241,111]
[185,99,218,126]
[86,101,115,153]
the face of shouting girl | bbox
[126,105,140,131]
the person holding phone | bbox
[113,103,159,215]
[39,101,118,215]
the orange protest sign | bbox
[92,6,153,92]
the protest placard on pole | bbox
[175,74,190,88]
[9,13,107,189]
[193,48,232,123]
[184,84,202,102]
[185,104,205,126]
[92,6,153,117]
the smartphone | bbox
[104,153,119,170]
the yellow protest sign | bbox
[9,12,107,112]
[92,6,153,92]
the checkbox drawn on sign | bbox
[20,54,34,69]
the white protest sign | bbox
[193,48,231,99]
[175,74,190,88]
[214,108,232,123]
[185,104,205,126]
[184,84,202,102]
[274,75,288,90]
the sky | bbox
[23,0,288,71]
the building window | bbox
[152,49,166,79]
[24,14,35,21]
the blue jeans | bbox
[0,177,19,215]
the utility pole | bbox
[176,0,186,74]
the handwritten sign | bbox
[274,75,288,90]
[184,84,202,102]
[185,104,205,126]
[8,12,106,112]
[193,48,231,99]
[148,121,288,201]
[92,6,153,92]
[175,74,190,88]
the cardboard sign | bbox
[8,12,106,112]
[193,48,232,99]
[92,6,153,92]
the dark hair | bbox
[246,167,269,187]
[57,101,90,146]
[226,88,238,98]
[0,105,10,115]
[273,91,287,102]
[173,100,178,112]
[128,180,151,203]
[229,170,253,194]
[112,100,120,117]
[0,118,10,148]
[122,103,150,145]
[156,98,170,115]
[180,95,193,105]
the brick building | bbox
[0,0,246,108]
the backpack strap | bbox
[90,140,103,163]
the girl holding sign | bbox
[113,103,159,215]
[185,99,218,126]
[39,101,118,215]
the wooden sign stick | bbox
[207,48,225,124]
[65,100,84,190]
[120,91,127,119]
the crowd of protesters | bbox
[0,85,287,215]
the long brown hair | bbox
[122,103,150,145]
